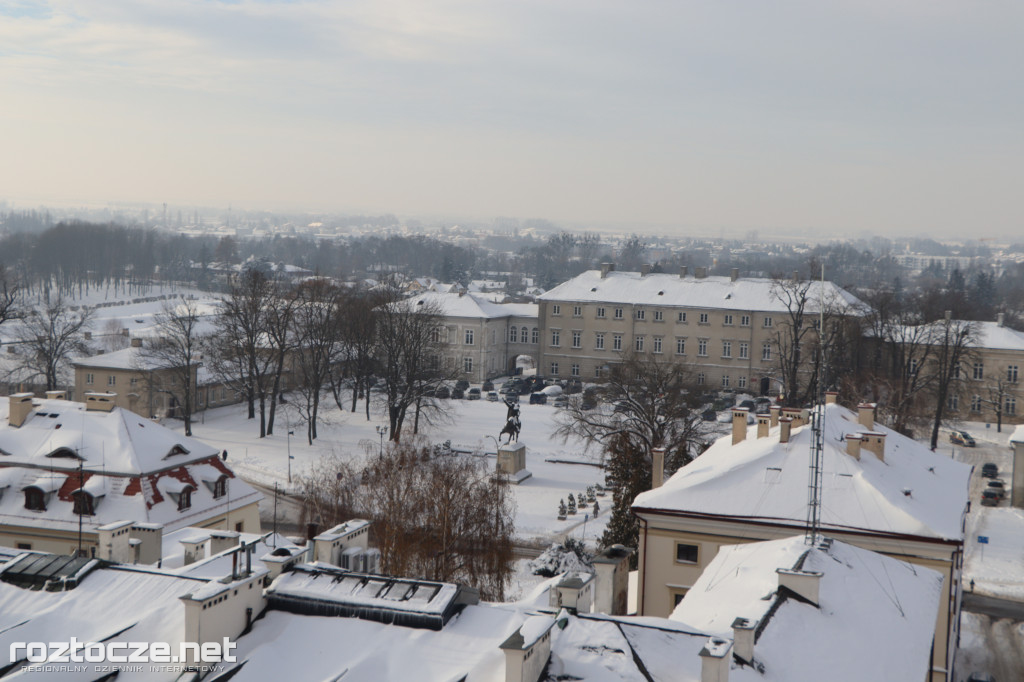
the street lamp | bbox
[287,428,295,485]
[484,434,500,455]
[376,425,388,459]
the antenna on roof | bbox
[805,262,827,546]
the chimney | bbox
[640,263,652,277]
[756,414,770,439]
[792,270,800,283]
[997,313,1005,327]
[861,432,886,462]
[695,266,708,279]
[699,638,732,682]
[731,617,758,665]
[121,328,130,337]
[651,448,665,488]
[781,407,803,428]
[730,268,739,282]
[857,403,875,430]
[732,408,749,445]
[84,331,92,340]
[777,567,823,606]
[501,616,554,682]
[944,310,951,322]
[85,392,117,412]
[769,405,780,428]
[779,417,793,443]
[5,345,14,354]
[824,391,838,405]
[45,390,67,400]
[8,393,35,427]
[306,523,319,544]
[600,263,614,279]
[845,434,862,460]
[130,337,142,348]
[679,265,688,278]
[592,545,634,616]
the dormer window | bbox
[213,476,227,499]
[46,447,83,460]
[25,487,46,511]
[165,445,190,459]
[72,491,96,516]
[177,486,193,511]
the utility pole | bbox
[77,459,84,557]
[805,263,827,546]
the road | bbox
[963,592,1024,621]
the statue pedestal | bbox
[496,442,532,484]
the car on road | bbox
[950,430,976,447]
[981,462,999,478]
[455,379,470,392]
[435,386,450,399]
[553,395,568,408]
[482,380,494,392]
[452,388,465,400]
[529,392,547,405]
[981,489,1000,507]
[486,391,500,402]
[738,399,755,411]
[702,409,717,422]
[467,388,481,400]
[986,480,1006,498]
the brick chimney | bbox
[130,337,143,348]
[85,392,117,412]
[792,270,800,283]
[769,405,780,428]
[651,448,665,488]
[730,268,739,282]
[781,407,803,427]
[756,414,770,439]
[732,408,749,445]
[600,263,614,279]
[845,434,862,460]
[695,266,708,279]
[857,403,875,430]
[8,393,34,427]
[779,417,793,443]
[45,390,67,400]
[777,567,823,606]
[825,391,838,405]
[997,312,1005,327]
[861,432,886,462]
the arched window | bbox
[509,326,517,343]
[213,476,228,499]
[521,326,528,342]
[24,487,46,511]
[73,491,95,516]
[178,486,194,511]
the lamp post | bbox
[287,428,295,485]
[375,425,388,459]
[484,434,500,455]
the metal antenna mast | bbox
[805,263,828,545]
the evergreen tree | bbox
[567,494,577,515]
[558,499,567,518]
[600,433,650,568]
[592,499,600,517]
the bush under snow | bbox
[528,539,594,578]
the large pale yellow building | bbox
[632,400,971,682]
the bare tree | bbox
[0,265,22,332]
[141,300,203,436]
[332,289,379,421]
[19,294,93,390]
[264,287,298,436]
[982,366,1016,433]
[927,313,977,450]
[292,279,345,444]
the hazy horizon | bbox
[2,1,1021,239]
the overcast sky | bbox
[1,1,1021,238]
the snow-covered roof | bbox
[71,345,170,371]
[405,291,538,320]
[671,536,942,682]
[539,269,865,314]
[633,402,972,542]
[1010,424,1024,445]
[972,321,1024,351]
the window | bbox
[130,377,138,387]
[596,307,606,318]
[572,331,582,348]
[739,342,749,359]
[738,376,747,389]
[654,310,664,322]
[676,543,699,564]
[954,362,961,379]
[973,362,984,380]
[235,522,244,533]
[464,329,474,345]
[107,375,116,386]
[571,363,580,377]
[613,334,623,351]
[724,314,733,325]
[948,394,959,411]
[73,491,95,516]
[673,591,688,607]
[699,313,709,324]
[213,476,228,499]
[741,315,750,327]
[970,395,982,412]
[763,316,773,328]
[573,305,582,317]
[531,328,539,344]
[1008,366,1019,382]
[614,308,623,319]
[635,336,645,352]
[697,373,705,385]
[722,375,730,388]
[722,341,732,358]
[653,337,663,354]
[636,309,645,321]
[177,486,193,511]
[595,366,603,378]
[24,487,46,511]
[1007,396,1017,416]
[550,362,559,375]
[85,373,94,385]
[595,333,605,350]
[676,338,686,355]
[509,326,517,343]
[762,343,772,361]
[16,543,30,550]
[552,304,561,316]
[698,339,708,357]
[464,357,473,373]
[677,312,687,323]
[551,330,561,347]
[909,358,919,375]
[522,326,529,343]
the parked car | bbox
[702,409,717,422]
[738,399,755,411]
[467,388,481,400]
[986,480,1006,498]
[455,379,470,391]
[754,396,772,409]
[482,380,494,392]
[529,392,547,405]
[981,462,999,478]
[967,672,996,682]
[981,489,1000,507]
[564,379,583,395]
[498,384,515,395]
[435,386,451,399]
[505,392,519,404]
[486,391,500,402]
[553,395,568,408]
[949,430,976,447]
[452,388,465,400]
